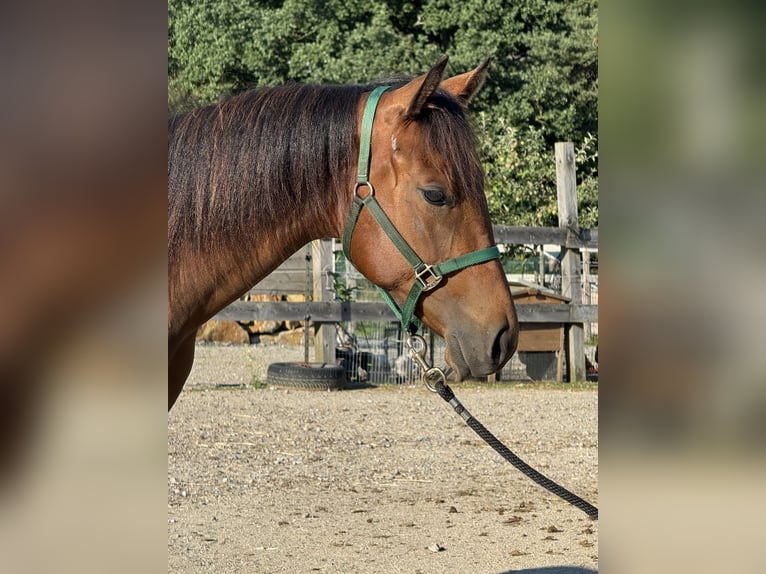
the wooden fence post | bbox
[582,250,592,342]
[311,239,336,364]
[555,142,586,382]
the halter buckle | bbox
[415,264,442,292]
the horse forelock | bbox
[404,91,485,207]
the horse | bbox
[168,55,518,410]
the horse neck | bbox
[170,182,349,340]
[217,199,343,305]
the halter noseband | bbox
[342,86,501,334]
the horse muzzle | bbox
[444,318,518,381]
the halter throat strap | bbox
[342,86,500,333]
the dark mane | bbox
[167,80,483,267]
[168,83,363,267]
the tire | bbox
[266,362,346,391]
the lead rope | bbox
[406,335,599,520]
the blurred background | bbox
[600,1,765,571]
[0,0,764,572]
[0,3,167,573]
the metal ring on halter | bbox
[407,334,426,351]
[354,181,375,199]
[423,367,446,393]
[407,334,426,353]
[406,335,444,393]
[406,336,428,370]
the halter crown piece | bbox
[342,86,501,334]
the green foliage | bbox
[327,271,359,302]
[168,0,432,103]
[478,116,598,227]
[574,131,599,228]
[168,0,598,225]
[479,116,556,227]
[249,377,268,389]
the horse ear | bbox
[440,57,491,108]
[402,55,450,120]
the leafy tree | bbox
[478,116,597,228]
[168,0,432,104]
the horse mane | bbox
[167,80,484,269]
[168,83,363,268]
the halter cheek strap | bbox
[342,86,501,334]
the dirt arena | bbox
[168,344,598,573]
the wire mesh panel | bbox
[333,320,562,384]
[334,321,404,385]
[425,335,559,382]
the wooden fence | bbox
[213,142,597,382]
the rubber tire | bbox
[266,362,346,391]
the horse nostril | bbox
[491,323,512,367]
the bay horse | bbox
[168,56,518,409]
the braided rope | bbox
[433,380,598,520]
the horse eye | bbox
[420,187,448,206]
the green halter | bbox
[342,86,501,334]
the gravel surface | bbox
[169,343,598,573]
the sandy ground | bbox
[168,343,598,573]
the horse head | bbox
[345,56,519,380]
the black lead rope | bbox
[433,380,599,520]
